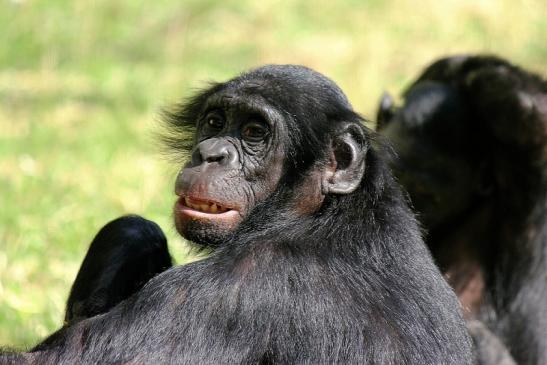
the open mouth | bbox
[178,196,233,214]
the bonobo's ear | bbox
[376,91,395,130]
[322,123,367,195]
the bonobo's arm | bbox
[32,215,172,351]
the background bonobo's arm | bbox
[65,214,172,322]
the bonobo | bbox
[377,55,547,364]
[2,65,472,364]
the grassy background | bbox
[1,0,546,348]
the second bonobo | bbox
[377,55,547,365]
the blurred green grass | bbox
[1,0,546,348]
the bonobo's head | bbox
[376,69,479,229]
[376,55,546,231]
[164,65,368,247]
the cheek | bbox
[292,171,325,215]
[249,148,285,199]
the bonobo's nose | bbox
[191,138,238,168]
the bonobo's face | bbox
[173,89,285,246]
[377,82,478,229]
[170,65,367,246]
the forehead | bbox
[218,67,352,111]
[204,83,286,124]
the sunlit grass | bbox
[1,0,546,347]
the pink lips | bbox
[175,196,239,220]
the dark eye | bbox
[204,112,225,132]
[242,122,268,142]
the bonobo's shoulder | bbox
[142,259,211,289]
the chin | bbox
[174,213,235,247]
[173,194,249,247]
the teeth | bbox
[184,197,228,214]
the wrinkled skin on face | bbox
[172,92,286,246]
[168,66,365,247]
